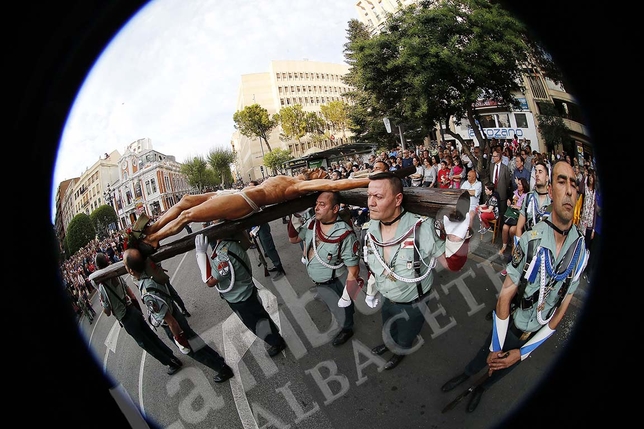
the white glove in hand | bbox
[195,234,209,254]
[174,337,191,354]
[365,295,379,308]
[338,296,352,308]
[291,212,305,230]
[444,212,470,240]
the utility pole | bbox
[398,124,406,152]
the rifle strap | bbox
[227,250,252,277]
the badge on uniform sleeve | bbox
[352,241,359,255]
[146,299,160,313]
[511,244,524,267]
[217,260,230,276]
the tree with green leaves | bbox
[320,100,351,139]
[180,156,217,192]
[274,105,308,143]
[304,111,327,137]
[66,213,96,256]
[207,148,235,187]
[343,19,395,147]
[90,205,118,240]
[263,148,293,174]
[233,103,278,153]
[344,0,562,176]
[536,102,570,155]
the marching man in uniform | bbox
[287,191,363,347]
[123,248,235,384]
[193,233,287,357]
[360,171,473,370]
[441,160,589,413]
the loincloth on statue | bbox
[234,190,261,219]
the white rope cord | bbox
[312,221,345,270]
[535,239,582,325]
[366,228,435,284]
[536,254,555,325]
[366,222,420,247]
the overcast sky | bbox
[52,0,358,221]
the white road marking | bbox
[103,320,121,371]
[222,276,281,429]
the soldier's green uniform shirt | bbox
[506,219,585,333]
[134,275,174,327]
[519,190,551,229]
[98,277,131,320]
[365,211,445,303]
[209,239,254,303]
[299,217,359,283]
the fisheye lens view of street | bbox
[50,1,604,428]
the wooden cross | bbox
[89,168,469,283]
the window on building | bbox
[134,181,142,199]
[497,113,510,128]
[514,113,528,128]
[151,178,157,193]
[276,73,281,80]
[479,114,496,128]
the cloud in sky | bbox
[52,0,358,218]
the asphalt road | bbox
[79,219,588,429]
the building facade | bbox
[107,138,193,231]
[232,60,355,181]
[53,139,194,254]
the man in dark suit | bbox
[489,147,512,241]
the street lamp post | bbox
[103,183,120,232]
[384,117,406,151]
[257,136,266,179]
